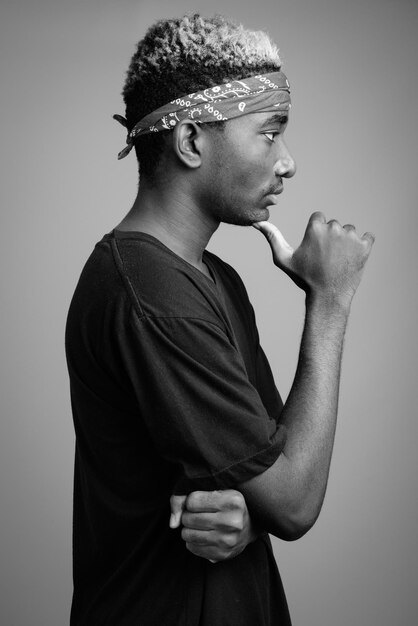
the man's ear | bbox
[172,119,204,169]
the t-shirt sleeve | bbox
[256,343,284,421]
[121,309,286,494]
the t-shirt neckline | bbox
[112,229,218,286]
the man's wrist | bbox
[305,289,352,320]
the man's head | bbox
[122,14,283,182]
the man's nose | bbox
[274,138,296,178]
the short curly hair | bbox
[122,14,282,181]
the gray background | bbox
[1,0,417,624]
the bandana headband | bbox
[114,71,291,159]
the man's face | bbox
[198,112,296,225]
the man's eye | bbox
[264,132,277,143]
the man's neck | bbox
[116,178,219,274]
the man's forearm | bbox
[239,295,350,540]
[278,294,350,524]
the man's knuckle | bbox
[186,492,201,510]
[230,514,244,531]
[343,223,356,232]
[233,491,245,506]
[328,219,341,231]
[221,534,236,549]
[363,232,375,246]
[224,490,244,510]
[309,219,323,235]
[311,211,325,221]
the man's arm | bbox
[239,212,374,540]
[172,212,374,554]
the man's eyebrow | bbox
[260,114,289,127]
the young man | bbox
[66,14,374,625]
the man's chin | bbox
[250,207,270,224]
[217,205,270,227]
[230,210,270,227]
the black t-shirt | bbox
[66,230,291,625]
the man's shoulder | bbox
[112,231,224,322]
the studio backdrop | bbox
[1,1,417,624]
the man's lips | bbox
[266,184,284,197]
[266,180,284,196]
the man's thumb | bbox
[169,494,187,529]
[253,221,294,268]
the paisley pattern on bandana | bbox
[114,71,291,159]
